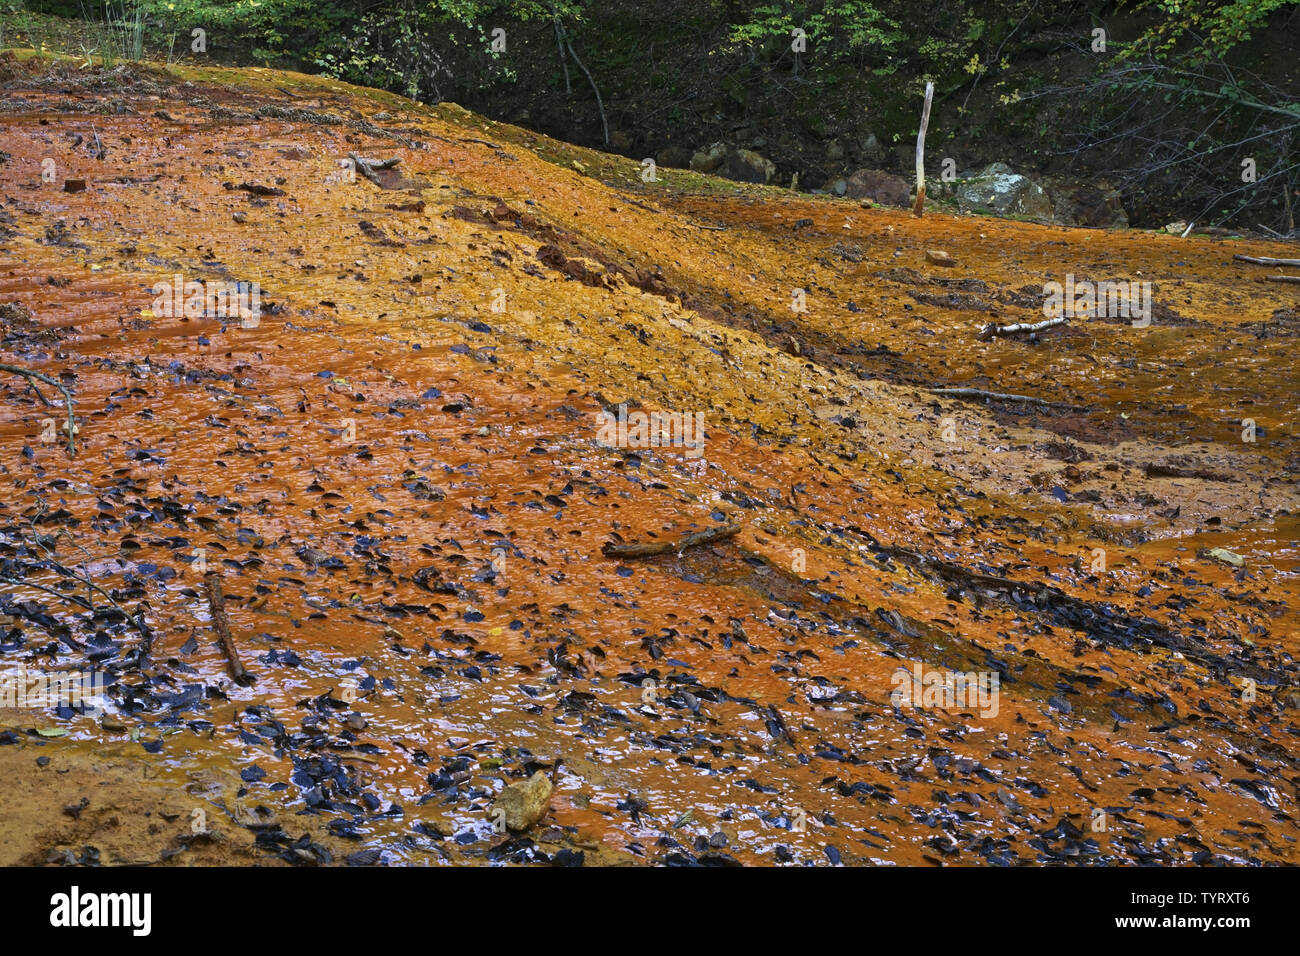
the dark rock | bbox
[843,168,910,207]
[656,145,692,169]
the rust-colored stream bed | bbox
[0,53,1296,866]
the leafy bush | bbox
[725,1,901,64]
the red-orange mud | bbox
[0,53,1296,866]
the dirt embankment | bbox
[0,53,1297,867]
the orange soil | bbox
[0,54,1297,866]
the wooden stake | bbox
[912,81,934,218]
[204,571,255,685]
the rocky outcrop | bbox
[689,142,777,184]
[1040,176,1129,229]
[689,141,728,173]
[724,148,776,184]
[842,168,910,207]
[855,132,885,166]
[944,162,1054,220]
[933,163,1129,228]
[656,145,693,169]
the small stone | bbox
[100,716,127,732]
[1206,547,1244,567]
[493,770,553,832]
[232,211,247,223]
[63,179,86,193]
[1276,687,1300,710]
[926,249,957,267]
[1165,220,1188,235]
[419,815,455,837]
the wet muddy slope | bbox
[0,53,1297,866]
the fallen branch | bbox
[204,571,255,685]
[0,568,149,657]
[346,153,399,187]
[1262,275,1300,284]
[48,558,152,657]
[879,545,1048,595]
[2,511,154,662]
[1144,462,1234,482]
[977,315,1067,341]
[0,362,77,456]
[0,576,90,652]
[1233,254,1300,267]
[930,386,1078,409]
[602,523,741,558]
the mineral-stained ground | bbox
[0,52,1296,866]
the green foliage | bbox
[725,1,901,59]
[1128,0,1300,62]
[315,1,460,99]
[95,0,146,61]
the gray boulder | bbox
[689,142,729,173]
[948,162,1053,220]
[723,148,777,184]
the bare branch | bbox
[0,362,77,456]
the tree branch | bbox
[0,362,77,456]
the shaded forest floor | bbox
[0,53,1297,866]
